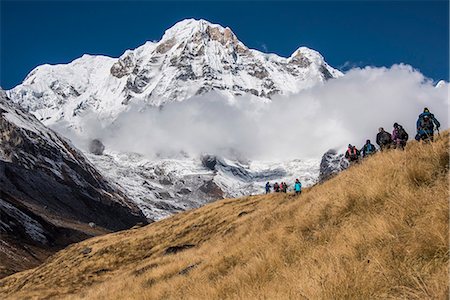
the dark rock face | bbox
[199,180,224,198]
[89,139,105,155]
[319,149,349,182]
[320,65,334,80]
[201,154,218,171]
[0,93,147,278]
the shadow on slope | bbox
[0,132,448,299]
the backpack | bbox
[397,126,408,140]
[347,147,358,160]
[420,117,433,130]
[379,132,391,145]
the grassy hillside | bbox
[1,132,448,299]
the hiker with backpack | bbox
[345,144,360,163]
[360,139,376,158]
[392,123,408,150]
[265,182,271,194]
[376,127,393,151]
[415,107,440,142]
[294,179,302,195]
[282,182,288,193]
[273,182,280,193]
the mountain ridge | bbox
[7,18,342,130]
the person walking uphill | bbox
[376,127,393,151]
[265,182,271,194]
[416,107,440,142]
[345,144,360,163]
[360,139,376,158]
[392,123,408,150]
[294,179,302,195]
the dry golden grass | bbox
[1,132,449,300]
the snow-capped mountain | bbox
[7,19,342,130]
[5,19,340,222]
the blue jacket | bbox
[294,182,302,192]
[417,112,440,134]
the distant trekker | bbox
[294,179,302,195]
[345,144,360,163]
[392,123,408,150]
[376,127,393,151]
[265,182,271,194]
[282,182,288,193]
[360,139,376,158]
[274,182,280,193]
[416,107,440,142]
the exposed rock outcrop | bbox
[318,149,349,182]
[89,139,105,155]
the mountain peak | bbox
[8,19,342,127]
[163,19,223,38]
[161,19,240,47]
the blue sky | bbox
[1,1,448,89]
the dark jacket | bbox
[392,125,408,142]
[376,131,392,146]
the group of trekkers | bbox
[345,107,441,164]
[263,108,441,194]
[265,179,302,195]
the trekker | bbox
[294,179,302,195]
[360,139,376,158]
[282,182,288,193]
[376,127,393,151]
[345,144,360,163]
[274,182,280,193]
[265,182,271,194]
[415,108,440,142]
[392,123,408,150]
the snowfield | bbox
[87,150,320,220]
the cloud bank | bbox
[62,64,449,160]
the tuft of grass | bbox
[1,131,448,300]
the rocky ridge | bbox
[0,90,147,277]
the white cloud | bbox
[58,64,449,161]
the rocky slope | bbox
[0,90,147,278]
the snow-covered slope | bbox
[7,19,342,130]
[86,151,320,220]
